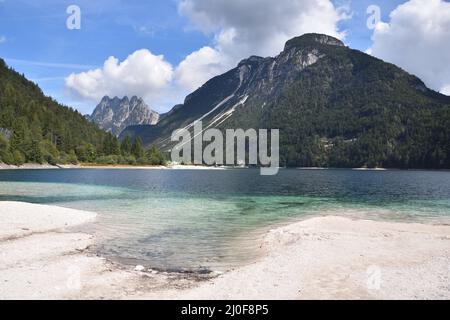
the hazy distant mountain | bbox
[89,96,159,136]
[121,33,450,169]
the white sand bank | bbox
[1,202,449,300]
[0,202,96,240]
[0,163,62,170]
[154,216,449,300]
[0,202,138,299]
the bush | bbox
[44,153,58,165]
[96,155,119,165]
[76,142,97,162]
[58,152,68,165]
[145,145,166,165]
[12,150,25,166]
[40,140,59,165]
[64,150,78,165]
[0,135,8,152]
[0,150,14,164]
[122,155,136,165]
[26,139,44,164]
[136,157,148,165]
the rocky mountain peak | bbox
[89,95,160,136]
[284,33,345,51]
[238,56,266,67]
[130,95,142,103]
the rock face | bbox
[120,33,450,168]
[89,96,159,136]
[0,128,11,140]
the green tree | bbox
[40,140,60,165]
[0,134,8,152]
[131,137,144,159]
[102,133,120,156]
[12,150,25,166]
[10,117,30,154]
[0,135,13,164]
[76,142,97,162]
[28,139,43,163]
[145,145,166,165]
[121,135,132,155]
[66,150,78,165]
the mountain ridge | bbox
[121,33,450,169]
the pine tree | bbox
[131,137,144,159]
[121,135,132,155]
[28,139,43,163]
[146,145,165,165]
[102,133,120,156]
[10,117,30,154]
[111,136,121,156]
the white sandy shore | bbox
[0,163,62,170]
[0,201,449,300]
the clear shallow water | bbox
[0,169,449,271]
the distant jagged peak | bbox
[91,95,160,136]
[100,95,133,102]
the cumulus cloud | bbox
[370,0,450,95]
[175,0,349,90]
[441,85,450,96]
[0,36,6,44]
[65,49,173,102]
[175,46,224,91]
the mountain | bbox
[0,58,118,165]
[121,33,450,169]
[89,96,159,136]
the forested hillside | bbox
[0,59,165,166]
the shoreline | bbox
[0,162,450,172]
[0,201,449,299]
[0,163,450,172]
[2,163,450,172]
[0,163,226,170]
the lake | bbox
[1,168,449,272]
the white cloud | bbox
[176,0,349,90]
[0,36,6,44]
[175,46,224,91]
[65,49,173,102]
[441,85,450,96]
[370,0,450,95]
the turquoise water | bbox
[0,169,449,271]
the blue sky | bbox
[0,0,449,114]
[0,0,211,112]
